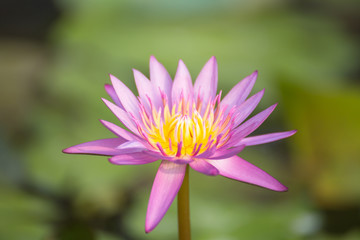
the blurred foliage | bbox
[0,0,359,239]
[280,81,360,207]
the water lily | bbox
[63,56,296,235]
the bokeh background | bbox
[1,0,359,239]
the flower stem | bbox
[178,165,191,240]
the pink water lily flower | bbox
[63,56,296,233]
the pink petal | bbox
[102,98,139,134]
[144,150,194,163]
[149,56,173,101]
[172,159,194,164]
[221,71,258,110]
[208,145,245,160]
[230,104,277,146]
[238,130,297,146]
[190,159,219,176]
[171,60,193,104]
[232,89,264,127]
[207,155,287,191]
[195,145,217,158]
[109,152,158,165]
[117,140,146,152]
[145,150,176,161]
[100,119,139,141]
[194,56,218,106]
[145,161,186,233]
[63,138,127,156]
[104,84,123,108]
[133,69,159,109]
[109,74,140,119]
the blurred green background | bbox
[1,0,360,239]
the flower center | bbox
[137,94,233,158]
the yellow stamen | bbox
[140,95,232,158]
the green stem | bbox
[178,165,191,240]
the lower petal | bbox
[63,138,126,156]
[207,155,287,192]
[145,161,186,233]
[190,159,219,176]
[109,152,158,165]
[117,140,146,151]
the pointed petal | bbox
[100,119,139,141]
[195,145,217,159]
[102,98,139,134]
[231,104,277,146]
[172,60,193,104]
[221,71,258,109]
[143,150,193,163]
[233,89,265,126]
[145,150,176,161]
[110,74,140,119]
[145,161,186,233]
[104,84,123,108]
[109,152,158,165]
[63,138,127,156]
[149,56,173,100]
[133,69,159,108]
[116,140,147,154]
[208,145,245,160]
[238,130,297,146]
[190,159,219,176]
[194,56,218,105]
[208,155,287,191]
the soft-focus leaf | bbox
[279,80,360,207]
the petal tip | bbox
[289,130,297,136]
[109,74,120,83]
[149,55,157,61]
[102,97,115,108]
[62,147,75,154]
[132,68,141,78]
[251,70,258,80]
[145,225,153,234]
[276,184,288,192]
[261,179,288,192]
[269,181,288,192]
[149,55,162,68]
[178,59,185,66]
[249,70,258,80]
[256,88,265,98]
[108,157,117,165]
[145,218,157,233]
[209,168,220,176]
[209,56,218,70]
[209,56,217,63]
[132,68,140,73]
